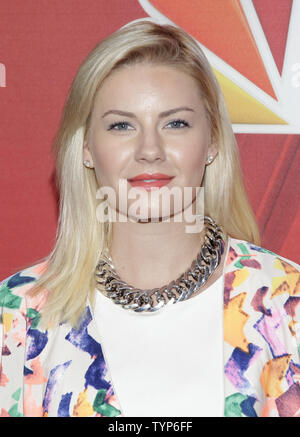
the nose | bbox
[134,126,166,163]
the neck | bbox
[110,217,206,290]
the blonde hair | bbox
[27,20,260,328]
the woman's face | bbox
[83,63,217,222]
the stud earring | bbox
[206,155,214,165]
[83,160,91,168]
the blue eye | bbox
[108,122,133,131]
[167,119,190,129]
[108,119,190,131]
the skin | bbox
[83,63,227,292]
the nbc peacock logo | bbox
[135,0,300,134]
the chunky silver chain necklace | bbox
[95,216,225,313]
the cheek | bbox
[178,146,207,185]
[91,143,124,185]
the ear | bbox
[83,140,94,168]
[205,143,218,165]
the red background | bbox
[0,0,299,279]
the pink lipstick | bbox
[127,173,174,191]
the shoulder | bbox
[0,260,49,327]
[224,236,299,282]
[224,236,300,332]
[223,236,300,323]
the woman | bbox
[0,20,299,418]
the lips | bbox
[127,173,174,191]
[128,173,174,182]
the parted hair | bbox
[26,19,260,328]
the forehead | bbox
[93,63,204,109]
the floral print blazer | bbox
[0,237,300,417]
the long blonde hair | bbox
[27,20,260,328]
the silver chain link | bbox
[95,216,225,312]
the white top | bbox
[94,274,224,417]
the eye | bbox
[166,119,190,129]
[107,121,134,131]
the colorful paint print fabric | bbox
[0,237,299,417]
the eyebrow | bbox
[101,106,195,119]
